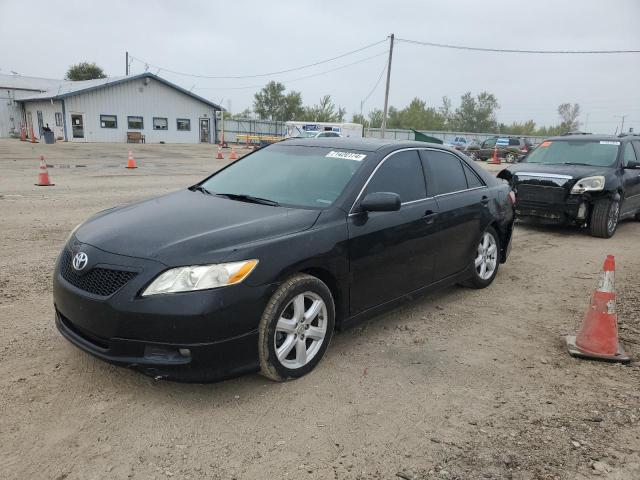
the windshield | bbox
[524,140,620,167]
[200,145,365,209]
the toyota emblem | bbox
[72,252,89,271]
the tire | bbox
[468,151,478,161]
[589,198,620,238]
[258,273,335,381]
[505,152,517,163]
[462,226,500,289]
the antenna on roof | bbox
[10,71,19,75]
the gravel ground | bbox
[0,139,638,480]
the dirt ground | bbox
[1,139,638,480]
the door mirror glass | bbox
[360,192,401,212]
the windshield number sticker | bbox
[325,151,366,161]
[540,141,552,147]
[600,141,620,145]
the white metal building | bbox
[0,74,62,138]
[1,73,222,143]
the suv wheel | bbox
[589,198,620,238]
[505,152,517,163]
[462,227,500,289]
[258,274,335,381]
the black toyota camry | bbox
[54,138,514,382]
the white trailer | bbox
[285,121,363,138]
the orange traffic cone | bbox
[126,150,137,169]
[229,147,238,160]
[30,126,37,143]
[20,126,26,142]
[490,146,501,165]
[216,145,224,159]
[566,255,630,363]
[35,155,54,186]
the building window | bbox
[153,117,168,130]
[55,112,63,127]
[100,114,117,128]
[128,116,144,129]
[176,118,191,131]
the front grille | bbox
[516,184,566,204]
[57,311,110,349]
[60,249,137,297]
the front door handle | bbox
[481,195,490,206]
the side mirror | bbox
[625,160,640,169]
[360,192,401,212]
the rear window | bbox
[524,140,620,167]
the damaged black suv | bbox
[497,134,640,238]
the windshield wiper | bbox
[189,185,213,195]
[215,193,280,207]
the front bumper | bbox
[515,196,588,224]
[53,242,276,382]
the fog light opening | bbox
[577,202,587,220]
[178,348,191,357]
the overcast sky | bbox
[2,0,639,132]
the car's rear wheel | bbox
[258,274,335,381]
[589,198,620,238]
[505,152,517,163]
[467,151,478,161]
[462,227,500,289]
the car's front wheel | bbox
[462,227,500,289]
[467,151,478,161]
[258,274,335,381]
[589,198,620,238]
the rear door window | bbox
[483,138,496,148]
[422,151,468,195]
[508,138,520,146]
[462,162,484,188]
[365,150,426,202]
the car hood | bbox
[75,189,321,265]
[498,163,611,186]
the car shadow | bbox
[514,217,637,237]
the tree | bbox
[449,91,499,132]
[351,113,367,125]
[303,95,345,122]
[557,103,581,132]
[65,62,107,81]
[386,97,446,131]
[253,81,304,121]
[231,108,254,120]
[368,109,384,128]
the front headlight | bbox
[571,176,605,194]
[142,260,258,296]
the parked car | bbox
[497,134,640,238]
[448,136,468,151]
[295,130,342,139]
[54,138,515,382]
[466,137,532,162]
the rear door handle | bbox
[423,209,437,224]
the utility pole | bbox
[614,114,627,134]
[125,51,129,76]
[381,33,394,138]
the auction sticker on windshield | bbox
[600,141,620,145]
[325,151,367,161]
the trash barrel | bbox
[43,131,55,144]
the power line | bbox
[361,58,388,106]
[128,39,387,80]
[190,51,388,91]
[396,37,640,54]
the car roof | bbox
[546,134,626,142]
[280,137,450,152]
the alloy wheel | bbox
[274,292,328,369]
[475,232,498,280]
[607,200,620,235]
